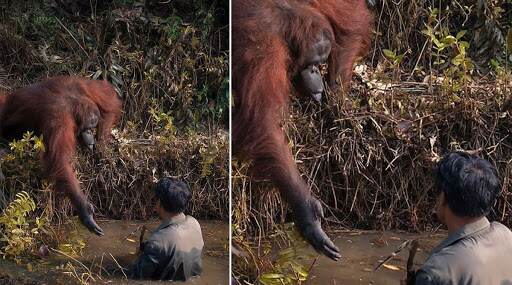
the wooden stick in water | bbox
[406,239,419,285]
[139,225,147,251]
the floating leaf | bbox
[383,264,401,271]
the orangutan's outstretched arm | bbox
[233,35,340,260]
[43,113,104,236]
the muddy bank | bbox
[0,219,228,285]
[307,230,445,284]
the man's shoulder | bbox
[417,222,512,284]
[490,221,512,236]
[145,225,179,249]
[148,226,179,242]
[184,215,201,228]
[148,216,201,241]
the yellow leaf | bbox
[383,264,401,271]
[260,273,286,279]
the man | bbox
[129,177,204,281]
[415,152,512,284]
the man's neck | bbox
[446,215,482,234]
[160,211,182,221]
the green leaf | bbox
[421,28,432,37]
[433,38,444,49]
[442,35,457,45]
[456,30,467,40]
[459,41,470,49]
[396,54,405,64]
[383,49,396,60]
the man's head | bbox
[154,177,191,219]
[434,152,500,225]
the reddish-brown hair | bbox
[0,76,122,214]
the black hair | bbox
[154,177,191,213]
[435,151,500,218]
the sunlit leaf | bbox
[383,49,396,59]
[442,35,457,45]
[383,264,401,271]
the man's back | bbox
[131,214,204,281]
[416,218,512,285]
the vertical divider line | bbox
[228,0,233,283]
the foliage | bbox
[57,221,86,258]
[258,224,316,285]
[232,217,317,284]
[1,132,45,179]
[422,8,474,92]
[200,142,221,177]
[149,104,178,148]
[0,191,47,263]
[0,132,46,206]
[371,0,510,71]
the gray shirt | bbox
[416,217,512,285]
[130,213,204,281]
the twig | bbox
[55,17,89,57]
[374,239,412,271]
[51,248,96,281]
[109,253,128,279]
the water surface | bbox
[0,219,229,285]
[307,230,445,284]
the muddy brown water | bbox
[0,224,447,285]
[307,230,446,285]
[0,219,229,285]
